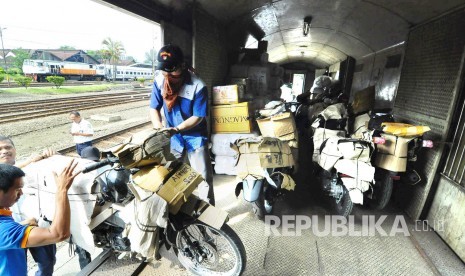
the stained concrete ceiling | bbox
[99,0,465,67]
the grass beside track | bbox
[0,84,128,94]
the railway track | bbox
[0,80,132,89]
[58,121,152,156]
[0,91,151,124]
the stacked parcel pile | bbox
[211,84,257,175]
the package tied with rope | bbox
[231,136,294,179]
[107,128,174,169]
[131,161,204,214]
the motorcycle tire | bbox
[252,187,274,220]
[175,222,247,276]
[367,169,393,210]
[329,184,353,217]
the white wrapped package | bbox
[214,155,238,175]
[318,103,347,120]
[338,140,372,163]
[211,133,257,157]
[312,128,345,162]
[340,177,370,204]
[334,159,375,183]
[13,155,108,253]
[317,137,343,170]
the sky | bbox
[0,0,162,62]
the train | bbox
[22,59,154,82]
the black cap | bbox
[81,146,100,161]
[156,44,184,72]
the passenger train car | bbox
[103,63,154,81]
[22,59,154,82]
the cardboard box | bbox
[212,85,242,105]
[256,112,297,141]
[212,102,252,133]
[376,133,414,157]
[232,137,294,178]
[374,153,407,172]
[352,86,375,114]
[132,161,204,214]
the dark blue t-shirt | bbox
[150,71,208,153]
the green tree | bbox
[101,37,125,81]
[59,45,76,50]
[0,67,5,74]
[87,49,108,62]
[11,48,30,70]
[46,76,65,88]
[0,74,4,83]
[14,76,32,89]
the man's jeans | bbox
[172,146,215,205]
[29,244,57,276]
[76,141,92,156]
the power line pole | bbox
[0,26,10,86]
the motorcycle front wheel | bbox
[329,184,353,217]
[175,222,246,276]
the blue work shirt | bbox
[150,71,208,153]
[0,209,33,276]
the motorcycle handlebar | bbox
[82,159,112,173]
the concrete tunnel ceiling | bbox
[99,0,465,67]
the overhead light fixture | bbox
[303,16,312,36]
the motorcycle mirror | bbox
[422,140,434,148]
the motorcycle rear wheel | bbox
[367,169,393,210]
[175,222,246,276]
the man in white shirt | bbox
[69,111,94,156]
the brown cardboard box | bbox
[232,137,294,178]
[133,161,204,214]
[256,112,297,141]
[375,153,407,172]
[212,85,242,105]
[352,86,375,114]
[377,133,414,157]
[212,102,252,133]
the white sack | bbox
[214,155,238,175]
[211,133,257,157]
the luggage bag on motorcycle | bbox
[109,129,173,169]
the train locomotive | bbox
[22,59,154,82]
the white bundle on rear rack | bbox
[12,155,108,254]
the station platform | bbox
[30,173,464,276]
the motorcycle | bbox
[232,136,296,220]
[311,102,378,217]
[356,110,434,209]
[81,153,247,276]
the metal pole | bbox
[0,26,10,87]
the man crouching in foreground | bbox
[0,160,79,276]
